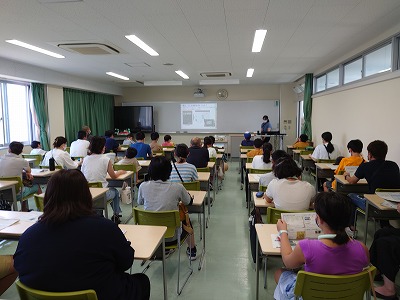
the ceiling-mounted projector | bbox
[193,88,205,98]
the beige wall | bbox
[47,86,65,145]
[312,75,400,165]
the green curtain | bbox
[31,83,50,150]
[63,88,114,145]
[302,73,313,138]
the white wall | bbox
[312,75,400,165]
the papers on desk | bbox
[251,174,261,181]
[17,211,42,222]
[376,192,400,203]
[345,166,358,177]
[271,234,297,249]
[324,163,338,170]
[0,218,19,231]
[381,200,398,209]
[281,212,321,240]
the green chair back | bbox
[249,168,272,174]
[294,266,376,300]
[246,157,254,163]
[16,280,98,300]
[153,150,165,156]
[65,147,70,153]
[181,181,200,191]
[209,157,216,162]
[259,185,267,192]
[316,159,336,163]
[266,207,314,224]
[39,165,63,170]
[300,150,313,155]
[34,194,44,212]
[240,146,253,151]
[113,164,136,172]
[133,207,180,241]
[22,154,43,167]
[87,182,102,188]
[136,157,144,160]
[375,188,400,193]
[196,167,209,172]
[0,176,23,193]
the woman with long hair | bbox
[252,142,273,169]
[311,131,341,160]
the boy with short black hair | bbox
[246,138,263,158]
[131,132,152,159]
[30,140,46,155]
[150,132,163,152]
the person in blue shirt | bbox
[261,115,272,135]
[104,130,120,153]
[131,132,152,159]
[241,131,254,146]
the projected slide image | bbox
[181,103,217,130]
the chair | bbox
[34,194,44,212]
[133,207,193,295]
[259,185,267,192]
[316,159,336,163]
[196,167,209,172]
[153,150,165,156]
[294,265,376,300]
[246,157,254,163]
[39,165,63,170]
[181,181,200,191]
[87,182,102,188]
[0,176,32,210]
[299,150,313,155]
[240,146,253,152]
[16,280,98,300]
[209,157,216,162]
[22,154,43,167]
[249,168,271,174]
[65,147,70,153]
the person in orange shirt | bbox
[292,134,309,148]
[246,138,263,158]
[323,139,364,191]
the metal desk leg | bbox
[162,238,167,300]
[198,201,206,270]
[206,180,211,228]
[364,203,369,245]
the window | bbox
[344,58,362,84]
[326,68,339,89]
[0,81,32,146]
[315,75,326,92]
[364,43,392,77]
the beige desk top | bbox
[301,155,316,162]
[0,211,42,238]
[37,187,108,201]
[198,172,210,182]
[248,173,260,184]
[253,192,268,208]
[334,175,368,185]
[293,149,302,154]
[163,148,174,152]
[138,160,151,167]
[216,148,225,153]
[240,148,252,153]
[240,154,247,159]
[364,194,399,211]
[106,171,134,180]
[286,145,294,149]
[119,224,167,260]
[246,162,252,169]
[31,168,60,177]
[187,190,207,206]
[255,224,280,255]
[25,158,36,163]
[0,181,18,189]
[207,161,215,169]
[216,154,223,159]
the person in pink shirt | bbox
[161,134,175,147]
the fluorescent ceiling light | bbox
[199,79,239,85]
[5,39,65,58]
[251,29,267,53]
[246,68,254,77]
[175,70,189,79]
[125,35,159,56]
[144,81,182,86]
[106,72,129,81]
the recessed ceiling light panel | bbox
[252,29,267,53]
[6,39,65,58]
[125,35,159,56]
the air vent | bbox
[200,72,232,78]
[58,43,120,55]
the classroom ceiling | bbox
[1,0,400,88]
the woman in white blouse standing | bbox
[42,137,80,169]
[311,131,341,160]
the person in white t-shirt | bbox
[204,136,217,158]
[252,142,273,169]
[264,157,315,211]
[70,130,90,158]
[258,150,290,187]
[310,131,341,160]
[42,137,80,169]
[30,141,46,156]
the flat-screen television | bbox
[114,106,154,133]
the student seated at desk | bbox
[138,156,197,260]
[169,144,198,183]
[263,157,315,211]
[369,203,400,300]
[70,130,90,158]
[323,139,364,192]
[131,132,152,159]
[30,140,46,156]
[204,136,217,158]
[292,133,309,148]
[81,136,126,224]
[14,169,150,300]
[241,131,254,147]
[162,134,175,147]
[274,192,369,300]
[310,131,341,160]
[122,133,135,146]
[246,138,263,158]
[42,137,80,169]
[149,132,162,152]
[187,137,209,168]
[344,140,400,232]
[104,130,121,154]
[0,255,18,296]
[252,142,272,169]
[116,147,142,176]
[259,150,290,187]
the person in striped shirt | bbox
[170,144,198,183]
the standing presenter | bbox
[261,115,272,142]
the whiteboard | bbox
[122,100,280,133]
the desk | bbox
[247,173,261,215]
[198,172,212,227]
[292,149,302,164]
[207,161,217,193]
[31,168,60,185]
[286,145,294,157]
[334,175,369,195]
[215,154,224,193]
[253,192,268,208]
[0,211,41,238]
[315,163,335,191]
[25,158,37,168]
[0,180,18,211]
[300,155,315,170]
[363,194,400,245]
[240,153,247,189]
[119,224,168,300]
[107,171,134,222]
[255,224,280,300]
[187,190,207,270]
[162,148,174,160]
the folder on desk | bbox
[281,212,321,240]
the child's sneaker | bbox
[186,246,197,261]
